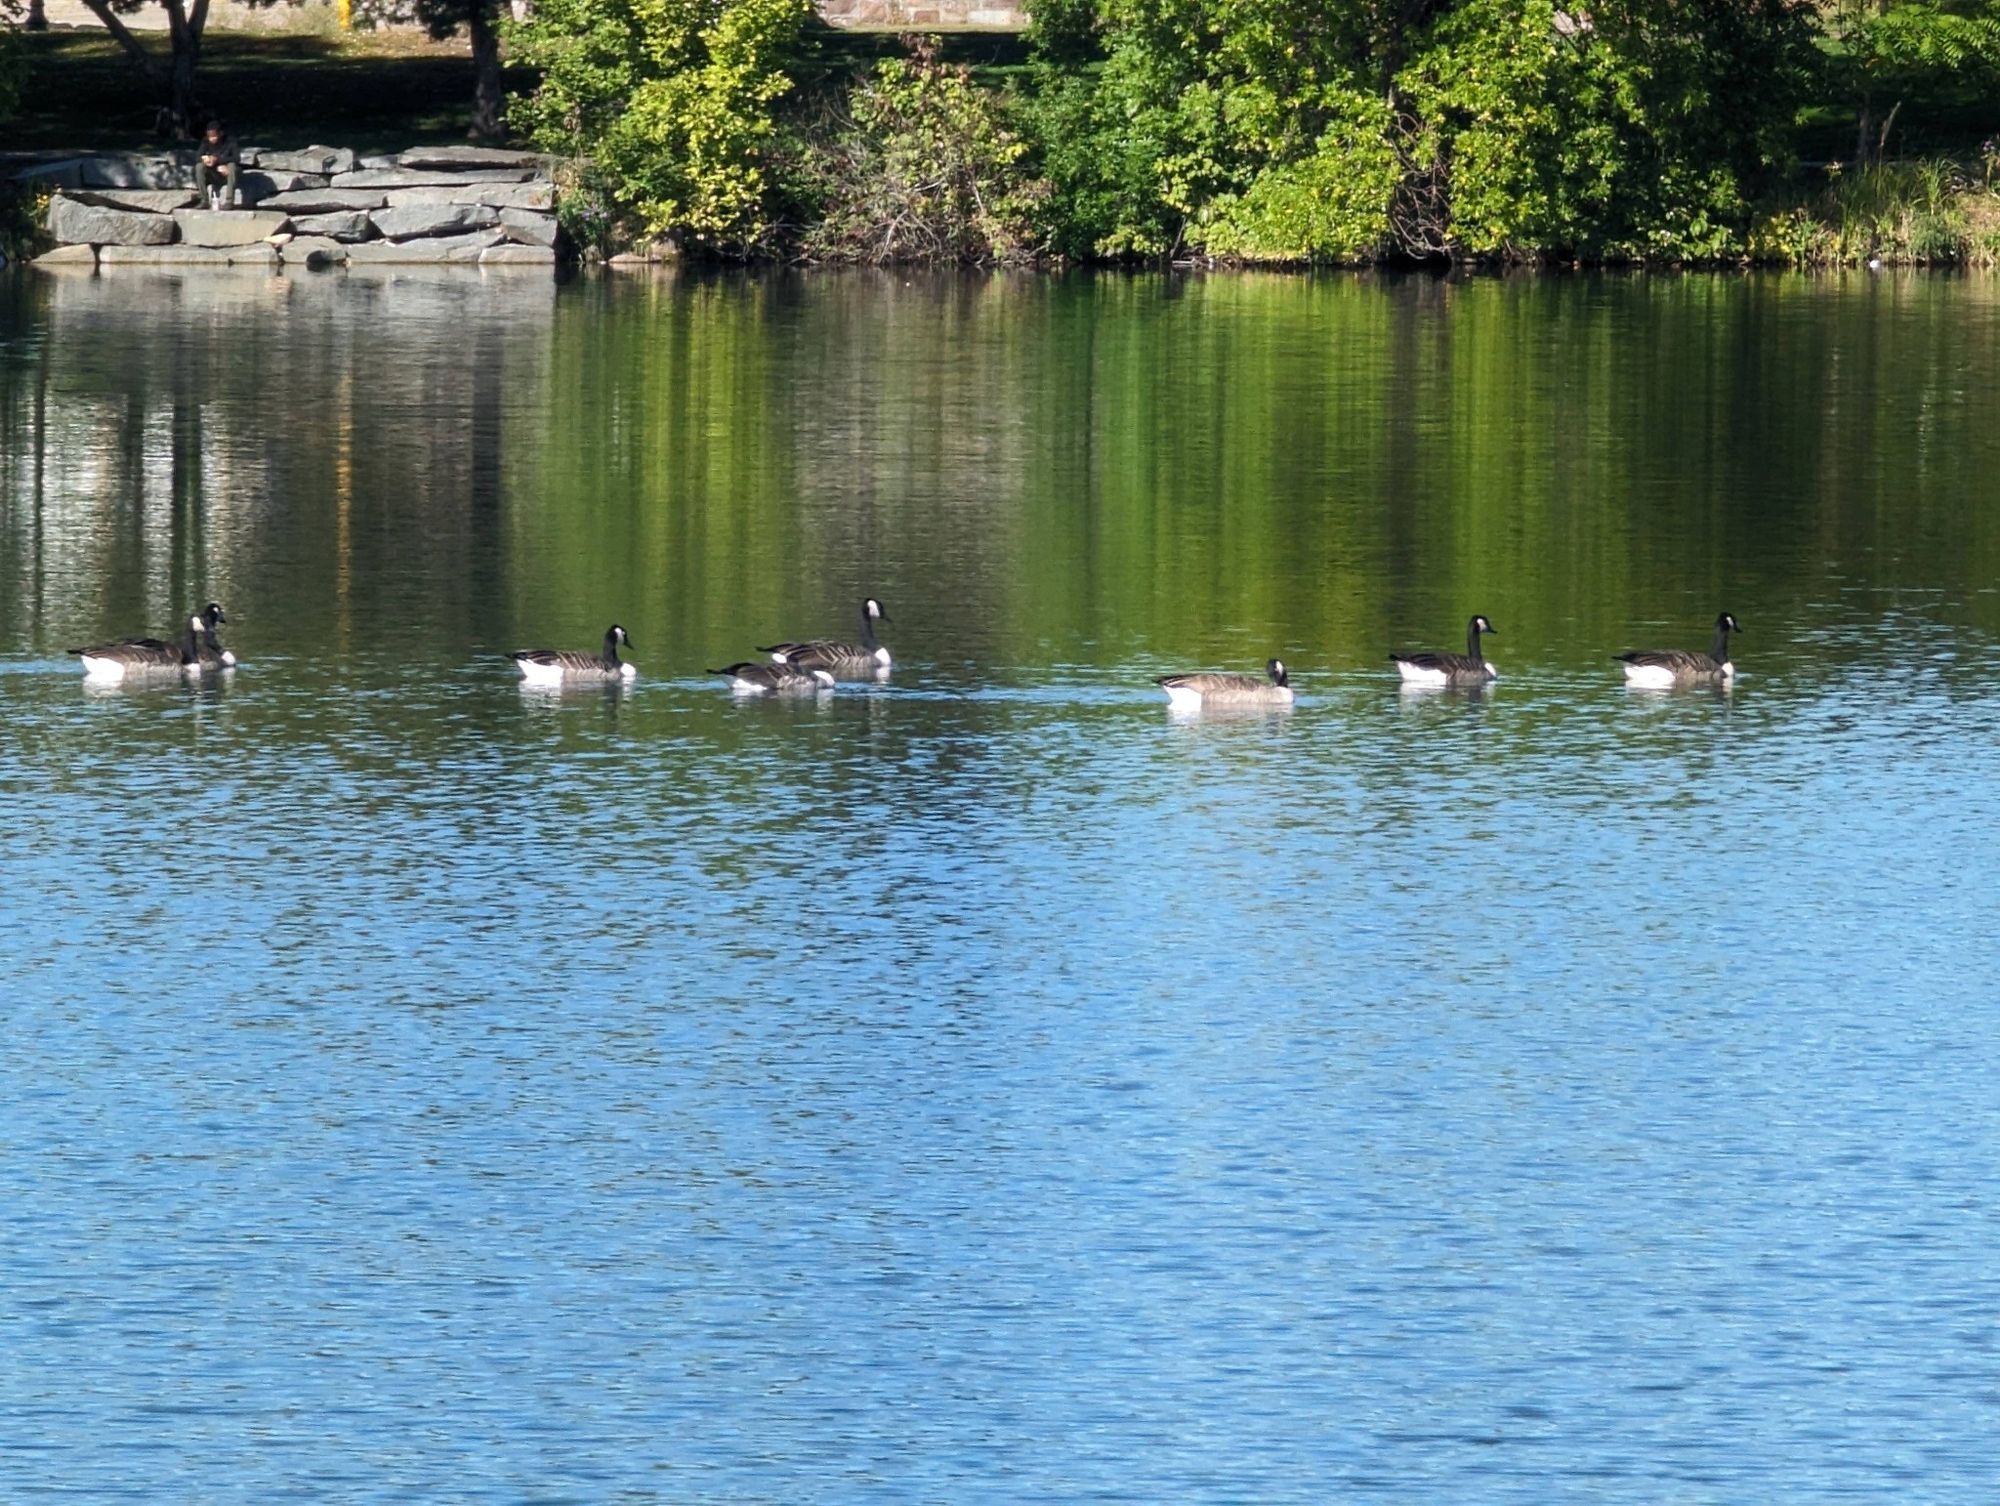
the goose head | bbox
[1470,615,1496,636]
[1266,658,1289,687]
[1715,612,1741,635]
[203,602,228,628]
[607,624,633,651]
[863,598,890,624]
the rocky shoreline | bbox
[20,145,561,272]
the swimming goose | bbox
[125,602,234,669]
[1392,615,1499,686]
[709,661,837,694]
[1156,659,1295,709]
[509,625,637,685]
[1617,613,1740,687]
[759,598,892,676]
[70,613,205,680]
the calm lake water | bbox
[4,265,2000,1502]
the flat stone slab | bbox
[99,243,279,266]
[67,187,199,213]
[481,243,556,266]
[498,208,558,247]
[13,158,86,189]
[396,145,547,170]
[370,201,499,240]
[383,182,556,211]
[292,210,374,241]
[78,153,187,190]
[174,208,291,246]
[239,171,328,204]
[333,168,539,189]
[257,189,389,214]
[279,235,348,266]
[344,228,505,262]
[49,196,175,246]
[33,243,99,268]
[251,145,358,176]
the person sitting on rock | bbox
[198,120,241,210]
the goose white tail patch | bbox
[1162,684,1206,709]
[1395,661,1448,685]
[1621,663,1679,689]
[515,657,566,685]
[78,656,127,681]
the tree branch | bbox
[77,0,164,81]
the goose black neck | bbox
[180,623,201,664]
[858,607,879,652]
[1711,621,1733,664]
[1465,620,1484,661]
[204,626,224,653]
[600,630,622,670]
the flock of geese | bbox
[67,597,1746,699]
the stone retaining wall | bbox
[818,0,1026,23]
[23,145,561,273]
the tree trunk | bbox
[467,2,505,143]
[165,0,212,138]
[25,0,48,31]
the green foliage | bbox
[793,39,1048,264]
[1202,92,1398,263]
[509,0,813,254]
[1749,157,1998,262]
[1018,0,1817,263]
[1822,1,2000,159]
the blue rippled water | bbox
[4,267,2000,1501]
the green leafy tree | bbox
[510,0,813,254]
[1821,0,2000,161]
[1023,0,1816,262]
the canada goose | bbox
[709,662,837,694]
[1392,615,1499,686]
[125,602,234,669]
[759,598,892,675]
[1616,613,1740,687]
[70,613,204,680]
[1156,658,1295,709]
[509,625,637,685]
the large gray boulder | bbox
[13,159,87,189]
[254,145,359,176]
[99,244,279,266]
[33,244,99,268]
[68,187,200,213]
[78,153,186,189]
[384,181,555,211]
[174,208,291,246]
[369,201,499,240]
[279,236,348,267]
[481,243,556,266]
[48,196,175,246]
[333,167,537,189]
[238,171,329,204]
[256,189,388,214]
[345,228,505,263]
[395,145,547,171]
[498,208,559,247]
[292,210,374,241]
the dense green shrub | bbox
[792,39,1048,264]
[508,0,814,255]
